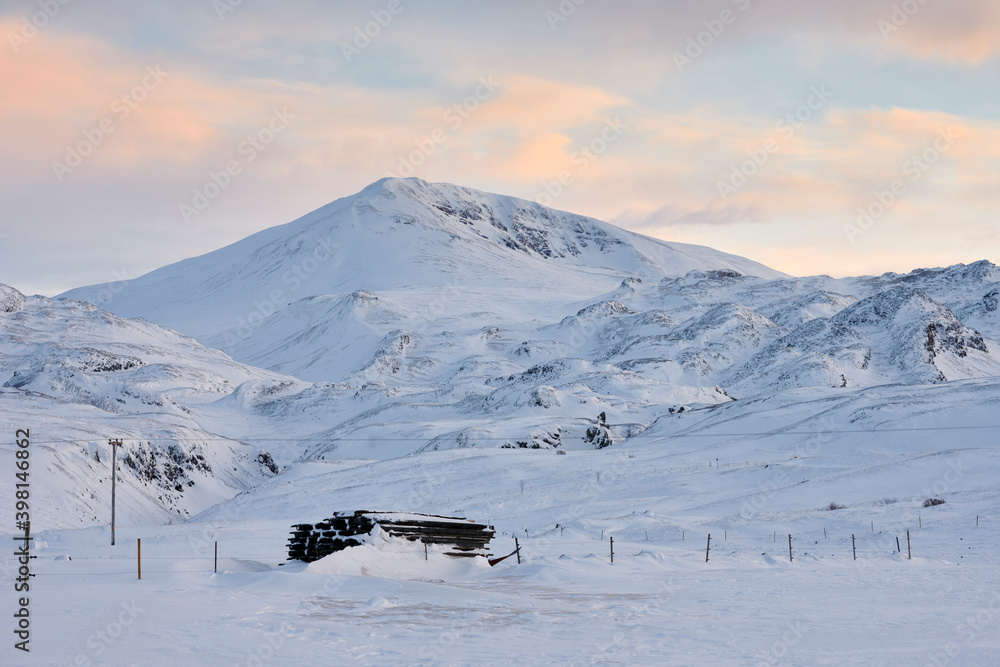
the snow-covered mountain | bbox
[728,287,1000,391]
[61,178,785,340]
[59,178,999,395]
[3,178,998,529]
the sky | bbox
[1,0,998,296]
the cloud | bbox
[706,0,1000,64]
[367,74,632,185]
[0,21,221,178]
[870,0,1000,63]
[465,75,628,134]
[615,203,763,230]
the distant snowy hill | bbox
[728,287,1000,391]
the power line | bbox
[8,422,1000,447]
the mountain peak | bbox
[876,259,999,287]
[0,284,25,313]
[353,176,431,202]
[835,286,940,327]
[58,179,785,337]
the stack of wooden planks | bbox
[287,510,494,562]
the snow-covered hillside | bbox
[6,178,998,529]
[13,376,1000,665]
[0,285,298,526]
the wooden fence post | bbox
[515,537,520,564]
[137,538,141,580]
[214,541,218,573]
[705,534,711,563]
[852,534,856,561]
[425,542,428,561]
[907,531,911,560]
[610,536,614,564]
[788,534,793,563]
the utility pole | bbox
[109,439,122,546]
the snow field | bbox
[9,423,1000,665]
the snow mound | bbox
[305,527,491,580]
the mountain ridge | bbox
[59,178,787,338]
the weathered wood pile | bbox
[287,511,374,562]
[287,511,494,562]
